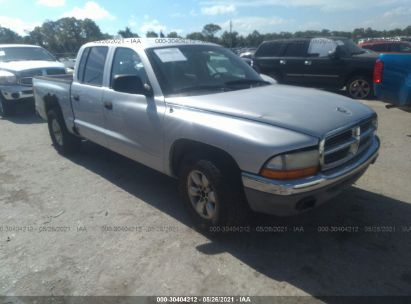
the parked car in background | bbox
[33,39,379,229]
[0,44,66,116]
[374,53,411,107]
[360,40,411,54]
[253,37,378,99]
[239,48,257,59]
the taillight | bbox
[374,59,384,84]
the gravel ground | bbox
[0,100,410,298]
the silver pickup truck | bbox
[0,44,66,116]
[33,38,380,229]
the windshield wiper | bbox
[174,85,230,94]
[225,79,270,86]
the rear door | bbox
[254,41,286,80]
[281,40,309,84]
[71,46,109,146]
[102,47,165,172]
[304,38,344,87]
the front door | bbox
[102,47,165,172]
[304,38,344,87]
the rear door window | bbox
[77,47,90,82]
[82,46,108,86]
[283,41,309,57]
[255,41,285,57]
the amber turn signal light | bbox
[260,166,319,180]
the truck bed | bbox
[34,74,73,84]
[33,74,73,121]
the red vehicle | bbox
[359,40,411,54]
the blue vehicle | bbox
[374,53,411,107]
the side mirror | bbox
[112,74,153,96]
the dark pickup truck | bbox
[254,37,378,99]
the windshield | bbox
[146,45,267,96]
[0,47,56,62]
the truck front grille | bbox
[18,68,66,86]
[321,118,376,170]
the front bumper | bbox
[0,85,34,101]
[242,136,380,216]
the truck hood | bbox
[0,60,65,72]
[166,85,375,138]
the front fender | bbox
[164,105,318,175]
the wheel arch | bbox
[169,139,241,178]
[344,69,373,85]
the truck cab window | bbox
[283,41,308,57]
[77,47,90,82]
[111,48,149,88]
[83,46,108,86]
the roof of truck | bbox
[0,44,42,48]
[85,38,218,49]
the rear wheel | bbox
[179,155,248,232]
[0,94,15,117]
[47,109,81,155]
[346,76,373,99]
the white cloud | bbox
[201,4,236,15]
[62,1,115,21]
[201,0,409,12]
[37,0,65,7]
[220,16,288,35]
[383,6,411,18]
[140,19,166,34]
[0,16,40,35]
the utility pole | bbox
[229,20,233,48]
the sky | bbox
[1,0,411,37]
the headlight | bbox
[0,70,17,85]
[261,149,320,180]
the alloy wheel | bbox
[187,170,218,220]
[349,79,371,99]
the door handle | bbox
[73,94,80,101]
[280,60,287,65]
[304,60,312,66]
[104,101,113,110]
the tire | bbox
[47,109,81,155]
[0,94,15,117]
[179,155,249,232]
[346,76,373,100]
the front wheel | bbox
[47,109,81,155]
[346,76,373,99]
[179,157,248,232]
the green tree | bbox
[203,24,221,36]
[202,23,221,42]
[220,31,239,48]
[146,31,158,38]
[167,32,180,38]
[28,18,108,56]
[186,32,205,41]
[118,26,139,38]
[0,27,22,43]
